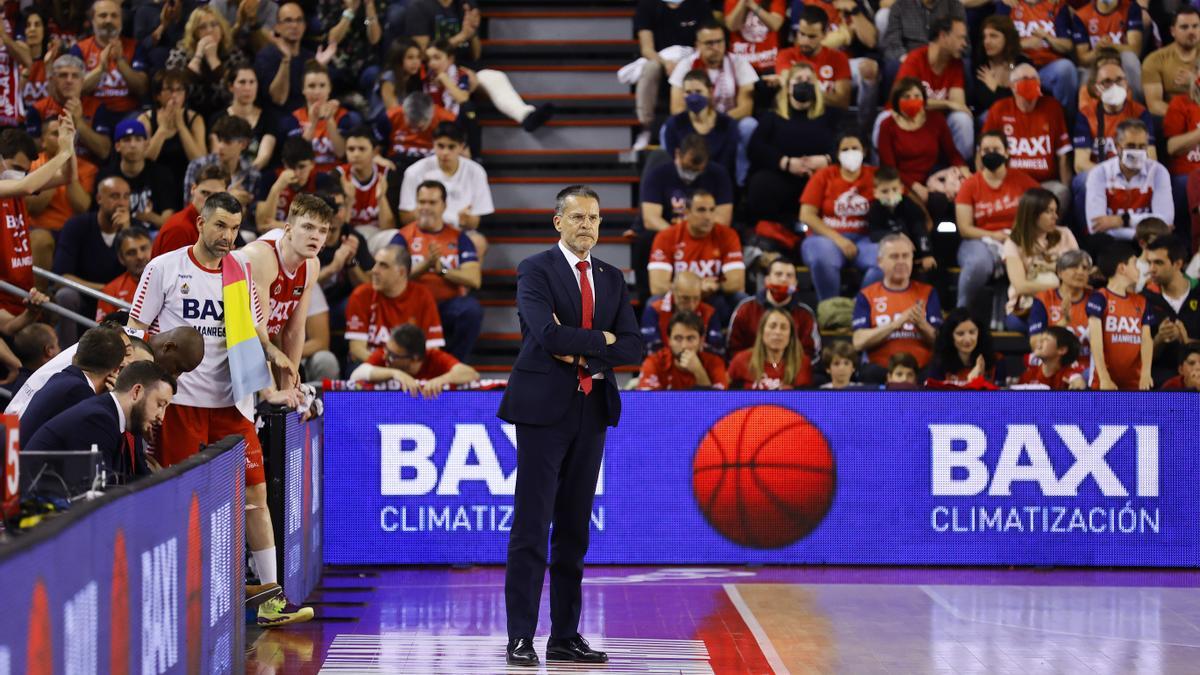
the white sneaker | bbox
[632,130,651,151]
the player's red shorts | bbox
[158,403,265,486]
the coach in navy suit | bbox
[19,326,127,445]
[497,185,642,667]
[25,361,175,483]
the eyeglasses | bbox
[385,349,415,362]
[565,214,602,225]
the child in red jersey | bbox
[1019,325,1086,389]
[1087,241,1154,390]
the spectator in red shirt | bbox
[724,0,786,75]
[383,91,457,169]
[0,125,63,335]
[888,17,972,161]
[280,61,362,173]
[981,63,1072,207]
[637,311,729,390]
[1163,75,1200,251]
[954,130,1040,308]
[1004,0,1078,113]
[728,307,812,389]
[348,324,479,397]
[96,226,151,320]
[392,180,483,360]
[799,132,878,301]
[345,244,445,364]
[1088,241,1154,390]
[876,77,966,213]
[926,308,1002,386]
[1019,325,1086,389]
[152,163,229,258]
[647,189,746,324]
[727,256,820,358]
[1072,0,1144,97]
[72,0,149,113]
[852,233,943,382]
[1158,342,1200,390]
[640,271,724,357]
[776,6,852,109]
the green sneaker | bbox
[256,596,314,627]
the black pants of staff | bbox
[505,389,608,640]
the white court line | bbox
[722,583,791,675]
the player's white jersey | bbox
[131,247,263,410]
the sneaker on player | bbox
[256,596,315,627]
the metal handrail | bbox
[0,280,98,329]
[32,267,131,310]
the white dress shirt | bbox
[556,240,603,380]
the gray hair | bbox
[554,184,600,217]
[380,244,411,271]
[1115,118,1148,144]
[877,232,914,258]
[401,92,433,128]
[1056,249,1092,274]
[51,54,85,76]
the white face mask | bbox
[0,169,26,181]
[1100,84,1128,108]
[1121,148,1147,171]
[838,149,864,173]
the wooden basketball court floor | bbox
[247,565,1200,674]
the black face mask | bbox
[791,82,816,104]
[981,151,1007,172]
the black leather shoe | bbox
[546,634,608,663]
[506,638,539,667]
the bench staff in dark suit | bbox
[497,185,642,667]
[25,360,176,484]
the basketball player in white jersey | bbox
[242,194,331,389]
[129,191,311,626]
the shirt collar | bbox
[558,240,592,270]
[110,392,127,433]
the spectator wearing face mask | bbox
[865,166,936,273]
[662,70,738,178]
[981,63,1072,209]
[1084,119,1173,252]
[798,132,879,302]
[727,256,820,359]
[744,62,838,255]
[1072,53,1155,225]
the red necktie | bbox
[577,260,593,395]
[122,431,136,474]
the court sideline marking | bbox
[723,583,791,675]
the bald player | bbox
[639,271,724,356]
[242,194,332,389]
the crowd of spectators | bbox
[632,0,1200,391]
[0,0,1197,427]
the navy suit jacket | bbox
[20,366,98,445]
[497,247,642,427]
[25,393,149,479]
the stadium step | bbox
[489,64,628,96]
[485,9,634,42]
[489,175,637,210]
[482,39,637,63]
[489,207,637,231]
[481,114,637,152]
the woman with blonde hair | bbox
[166,6,247,118]
[1002,188,1079,331]
[728,307,812,389]
[744,62,838,256]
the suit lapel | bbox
[549,248,582,326]
[590,259,612,327]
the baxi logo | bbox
[692,405,835,548]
